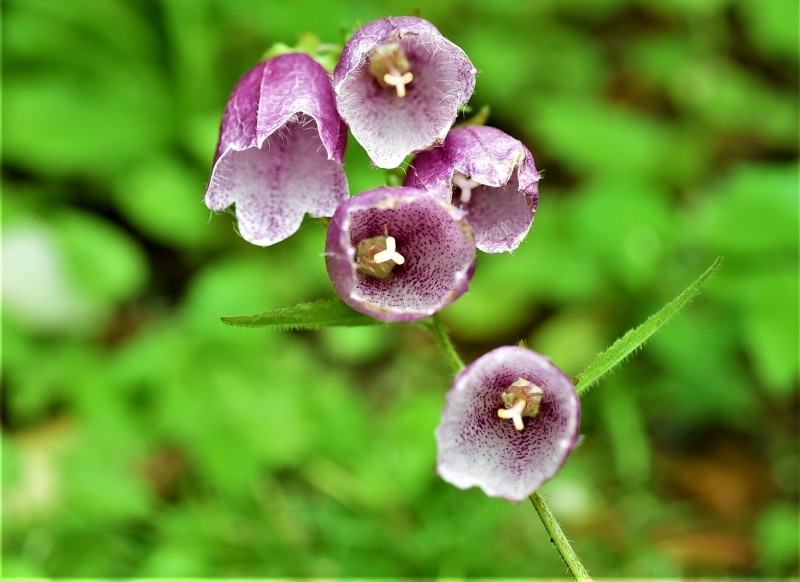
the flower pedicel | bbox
[205,53,348,246]
[436,346,580,501]
[334,16,478,169]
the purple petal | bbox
[333,17,477,169]
[435,346,580,502]
[406,126,540,253]
[325,186,476,322]
[205,53,348,246]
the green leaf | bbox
[220,299,382,330]
[575,257,723,396]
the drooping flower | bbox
[325,186,476,322]
[405,125,540,253]
[333,17,478,169]
[204,53,348,247]
[435,346,580,502]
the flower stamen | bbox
[452,172,481,204]
[369,42,414,98]
[498,398,527,430]
[356,233,405,279]
[373,236,405,265]
[383,70,414,97]
[497,378,544,431]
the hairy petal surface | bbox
[325,186,476,322]
[436,346,580,502]
[205,53,348,246]
[334,17,477,169]
[406,126,540,253]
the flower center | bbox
[356,234,405,279]
[369,42,414,98]
[497,378,543,431]
[452,172,481,204]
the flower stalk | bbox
[530,491,593,581]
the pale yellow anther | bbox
[498,398,527,431]
[373,236,405,265]
[383,71,414,97]
[452,172,481,204]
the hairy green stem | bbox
[427,314,464,375]
[530,491,593,581]
[426,315,590,579]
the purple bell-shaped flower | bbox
[325,186,476,322]
[406,125,540,253]
[333,17,477,169]
[436,346,580,501]
[205,53,349,246]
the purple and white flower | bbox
[204,53,348,247]
[333,16,478,169]
[325,186,476,322]
[436,346,580,502]
[405,125,540,253]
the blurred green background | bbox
[2,0,798,576]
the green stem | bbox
[426,315,590,579]
[530,491,592,581]
[426,314,464,375]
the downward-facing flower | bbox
[325,186,475,322]
[435,346,580,502]
[204,53,348,246]
[333,17,478,169]
[405,126,540,253]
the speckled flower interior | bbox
[325,187,476,322]
[436,346,580,501]
[209,114,348,246]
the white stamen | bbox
[373,236,405,265]
[452,172,481,204]
[383,71,414,97]
[498,398,527,431]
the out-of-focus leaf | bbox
[756,501,800,575]
[221,299,381,330]
[2,436,22,486]
[112,155,218,249]
[692,163,799,256]
[571,179,674,288]
[598,374,651,486]
[455,105,490,127]
[53,210,148,305]
[530,96,672,179]
[729,267,799,395]
[6,0,158,63]
[319,326,392,363]
[737,0,800,61]
[530,308,608,376]
[4,72,171,176]
[2,221,98,332]
[648,307,756,425]
[576,257,723,395]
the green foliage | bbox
[2,0,797,577]
[221,299,382,330]
[575,257,723,395]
